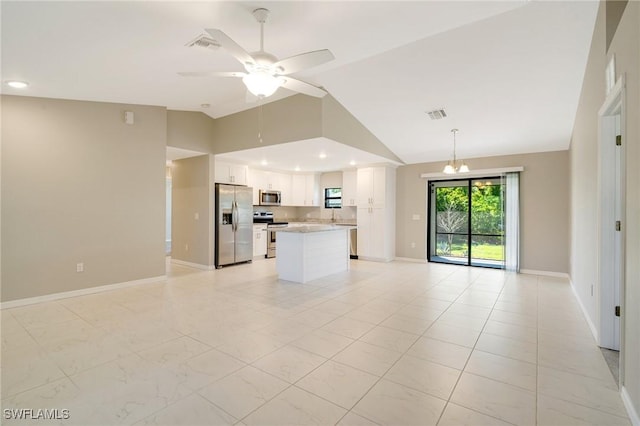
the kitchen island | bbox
[274,225,355,283]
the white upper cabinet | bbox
[215,161,248,185]
[247,169,293,205]
[291,173,319,206]
[342,170,357,207]
[357,166,387,208]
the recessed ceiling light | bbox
[349,160,356,166]
[6,80,29,89]
[319,152,327,159]
[261,159,268,166]
[200,103,210,108]
[294,166,301,171]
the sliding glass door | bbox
[428,177,505,268]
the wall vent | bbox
[186,34,221,50]
[426,109,447,120]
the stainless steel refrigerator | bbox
[215,184,253,268]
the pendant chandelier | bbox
[443,128,469,174]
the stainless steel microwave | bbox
[259,189,281,206]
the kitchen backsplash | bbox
[253,205,357,223]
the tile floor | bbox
[0,259,632,425]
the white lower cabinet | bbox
[253,225,267,257]
[357,207,389,260]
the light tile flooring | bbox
[1,259,632,425]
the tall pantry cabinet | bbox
[356,166,396,262]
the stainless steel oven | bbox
[266,222,288,258]
[259,190,281,206]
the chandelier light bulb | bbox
[443,163,456,174]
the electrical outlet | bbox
[194,212,199,220]
[412,214,420,220]
[411,242,416,248]
[76,262,84,273]
[185,244,189,251]
[306,213,311,218]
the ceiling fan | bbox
[180,8,334,99]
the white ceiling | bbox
[1,1,598,168]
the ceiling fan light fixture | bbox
[242,71,282,98]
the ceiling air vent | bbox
[186,34,221,50]
[427,109,447,120]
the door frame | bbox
[427,177,505,269]
[597,75,625,362]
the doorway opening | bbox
[597,76,625,385]
[428,177,505,269]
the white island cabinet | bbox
[274,225,354,283]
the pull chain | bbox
[258,103,264,143]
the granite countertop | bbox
[274,224,357,233]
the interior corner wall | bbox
[212,94,323,154]
[396,150,570,274]
[1,95,167,302]
[570,0,640,419]
[167,110,216,154]
[170,155,214,268]
[321,95,403,163]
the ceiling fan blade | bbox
[178,71,245,78]
[273,49,335,75]
[280,77,328,98]
[205,28,255,67]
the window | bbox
[324,187,342,208]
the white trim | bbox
[569,277,599,342]
[520,269,569,279]
[597,74,625,351]
[394,257,427,263]
[621,386,640,426]
[421,166,524,180]
[170,258,215,270]
[0,275,167,310]
[599,77,624,116]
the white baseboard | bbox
[569,277,599,342]
[170,258,215,270]
[358,256,393,263]
[394,257,427,264]
[1,275,167,310]
[520,269,570,279]
[622,386,640,426]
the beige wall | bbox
[396,151,570,273]
[322,96,403,163]
[212,95,323,153]
[570,0,640,417]
[170,155,214,267]
[1,95,166,302]
[167,110,215,153]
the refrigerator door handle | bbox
[232,201,238,232]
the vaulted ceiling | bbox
[1,1,598,165]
